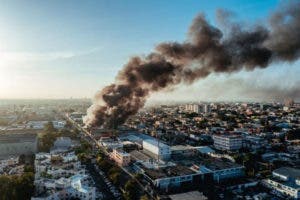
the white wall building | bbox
[263,167,300,199]
[33,150,96,200]
[27,121,66,130]
[143,139,171,160]
[213,135,243,151]
[185,104,201,113]
[32,175,95,200]
[202,104,211,113]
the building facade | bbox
[143,139,171,160]
[262,167,300,199]
[213,135,243,151]
[110,148,131,166]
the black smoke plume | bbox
[84,1,300,128]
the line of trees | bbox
[38,121,79,152]
[0,156,35,200]
[74,140,93,162]
[96,152,147,200]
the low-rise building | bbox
[32,174,95,200]
[32,149,96,200]
[168,191,208,200]
[171,145,198,157]
[191,159,245,183]
[134,163,213,193]
[262,167,300,199]
[110,148,131,166]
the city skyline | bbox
[0,0,299,102]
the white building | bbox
[143,139,171,160]
[202,104,211,113]
[185,104,201,113]
[33,149,96,200]
[213,134,243,151]
[134,163,211,192]
[27,121,66,130]
[192,159,245,183]
[32,175,95,200]
[263,167,300,199]
[52,137,73,152]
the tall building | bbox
[185,104,201,113]
[202,104,211,113]
[284,98,294,107]
[213,135,243,151]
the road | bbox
[85,161,117,200]
[64,113,154,200]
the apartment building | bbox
[213,134,243,151]
[110,148,131,166]
[262,167,300,199]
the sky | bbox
[0,0,299,102]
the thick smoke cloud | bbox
[84,1,300,128]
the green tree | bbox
[44,121,56,132]
[109,172,121,185]
[0,172,34,200]
[98,160,113,172]
[140,194,149,200]
[18,154,26,164]
[124,179,139,200]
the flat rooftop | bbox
[143,139,170,148]
[130,150,152,162]
[169,191,208,200]
[201,159,243,171]
[213,134,242,139]
[142,164,198,180]
[171,145,193,151]
[273,167,300,179]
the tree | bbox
[134,173,143,182]
[24,164,34,173]
[18,154,26,164]
[109,172,121,185]
[124,179,139,200]
[98,160,113,172]
[44,121,56,133]
[0,172,34,200]
[0,175,13,200]
[140,194,149,200]
[15,172,34,200]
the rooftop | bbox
[200,159,243,171]
[143,164,198,180]
[213,134,242,139]
[143,139,170,148]
[273,167,300,180]
[169,191,208,200]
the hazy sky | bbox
[0,0,299,101]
